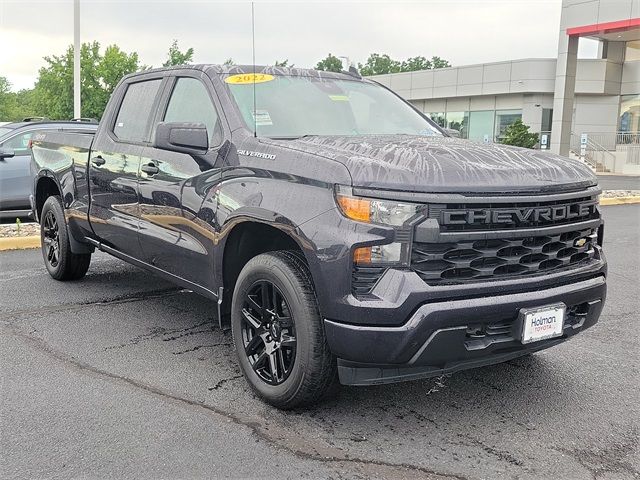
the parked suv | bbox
[29,66,606,409]
[0,118,97,218]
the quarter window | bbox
[113,79,162,142]
[164,77,221,145]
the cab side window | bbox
[114,79,162,142]
[164,77,222,146]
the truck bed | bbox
[31,130,95,174]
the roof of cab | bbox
[122,64,364,82]
[1,120,98,130]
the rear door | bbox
[88,77,164,259]
[137,73,226,284]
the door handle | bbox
[91,156,106,166]
[141,163,159,175]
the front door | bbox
[138,75,225,286]
[88,78,163,258]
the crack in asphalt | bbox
[104,320,215,351]
[0,287,184,321]
[456,434,525,468]
[4,325,466,480]
[556,430,640,479]
[208,374,244,391]
[173,342,232,355]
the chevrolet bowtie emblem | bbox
[574,238,587,247]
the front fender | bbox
[210,174,338,287]
[210,175,393,317]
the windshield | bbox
[223,74,442,138]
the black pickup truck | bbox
[29,65,606,409]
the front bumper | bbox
[325,274,606,385]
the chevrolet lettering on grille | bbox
[441,200,597,226]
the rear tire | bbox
[231,250,337,409]
[40,196,91,281]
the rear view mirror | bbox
[154,122,208,155]
[0,148,15,160]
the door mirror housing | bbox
[154,122,209,155]
[0,148,15,160]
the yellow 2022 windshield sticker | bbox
[225,73,275,85]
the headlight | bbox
[336,187,419,266]
[335,189,419,226]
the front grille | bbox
[412,227,598,284]
[428,195,599,232]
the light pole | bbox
[73,0,80,119]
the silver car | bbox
[0,118,97,219]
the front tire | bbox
[40,196,91,281]
[231,251,336,409]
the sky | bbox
[0,0,599,91]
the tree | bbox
[163,39,194,67]
[400,56,432,72]
[358,53,451,76]
[223,58,234,66]
[32,41,143,120]
[0,78,38,121]
[500,119,539,149]
[358,53,402,76]
[0,77,17,120]
[399,56,451,72]
[315,53,343,73]
[430,56,451,69]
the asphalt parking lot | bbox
[1,204,639,480]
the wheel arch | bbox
[34,173,62,221]
[219,218,316,321]
[35,172,93,254]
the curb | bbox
[600,196,640,206]
[0,236,41,251]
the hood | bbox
[265,135,597,194]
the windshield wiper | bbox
[266,135,316,140]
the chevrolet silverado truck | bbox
[30,65,607,409]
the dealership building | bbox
[373,0,640,174]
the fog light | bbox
[354,243,402,265]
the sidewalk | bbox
[596,174,640,191]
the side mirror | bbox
[0,148,15,161]
[154,122,208,155]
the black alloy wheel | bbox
[241,280,297,385]
[40,195,91,280]
[231,251,337,409]
[42,209,60,268]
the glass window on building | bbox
[619,94,640,134]
[468,111,495,142]
[445,111,469,139]
[541,108,553,132]
[539,108,553,149]
[625,40,640,62]
[495,109,522,141]
[428,112,445,127]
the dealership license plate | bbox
[520,304,565,344]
